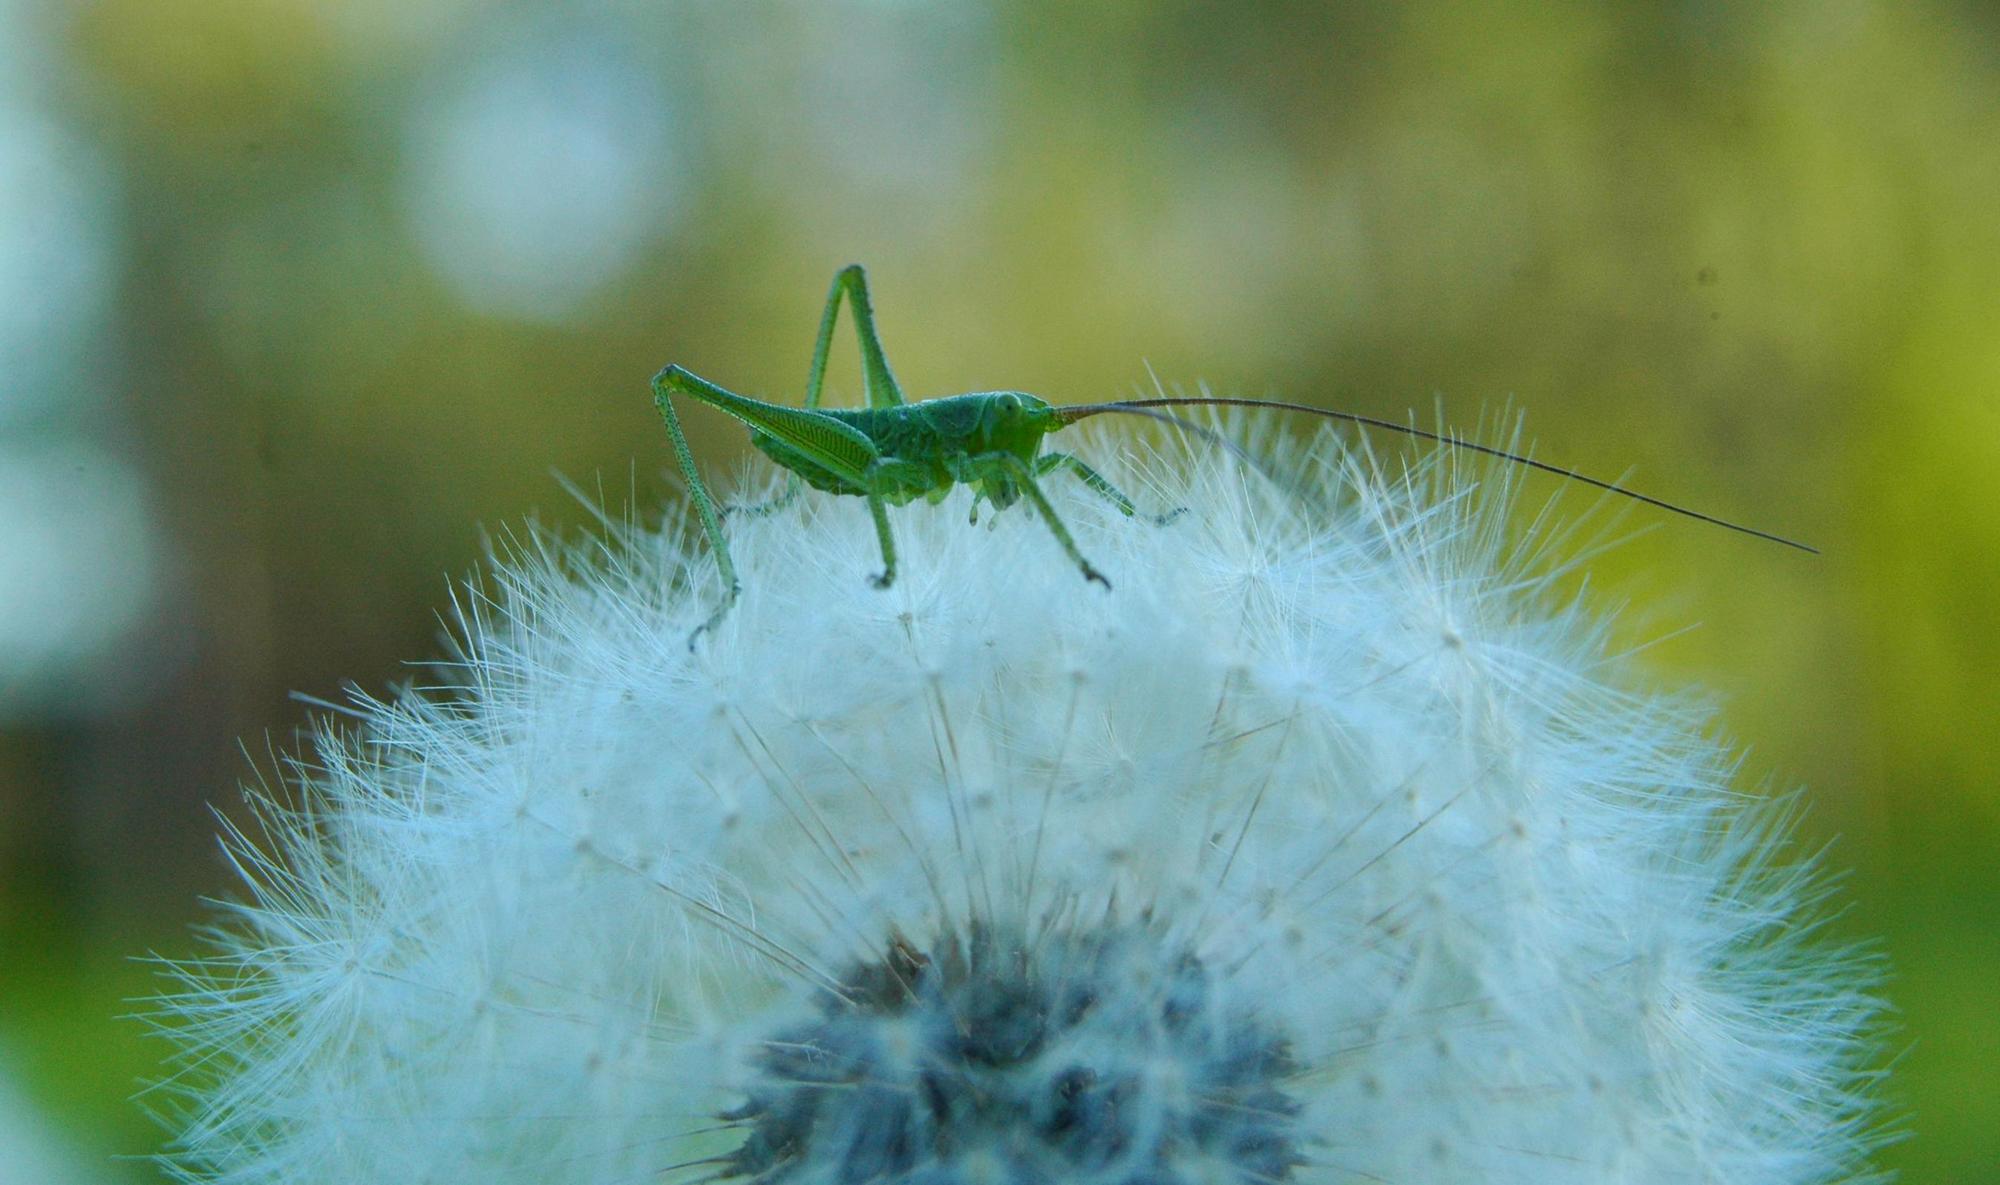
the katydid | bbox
[653,264,1811,644]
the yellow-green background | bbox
[1,2,1992,1180]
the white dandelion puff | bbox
[151,422,1887,1184]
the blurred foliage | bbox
[0,1,1994,1179]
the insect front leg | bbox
[1036,451,1187,526]
[974,452,1111,589]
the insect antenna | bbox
[1071,403,1289,487]
[1056,396,1817,554]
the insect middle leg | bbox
[1035,451,1186,526]
[865,495,898,589]
[855,457,933,589]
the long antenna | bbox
[1074,403,1279,481]
[1056,396,1816,554]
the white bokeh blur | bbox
[0,6,158,721]
[398,20,680,323]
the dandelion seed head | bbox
[154,421,1886,1184]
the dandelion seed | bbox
[151,422,1886,1184]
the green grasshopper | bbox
[653,265,1811,643]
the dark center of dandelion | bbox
[721,920,1302,1184]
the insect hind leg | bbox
[651,368,742,649]
[805,264,906,410]
[1037,451,1186,526]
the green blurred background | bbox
[0,1,1993,1179]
